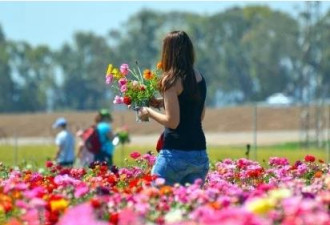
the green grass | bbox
[0,142,328,168]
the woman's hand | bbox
[138,107,150,121]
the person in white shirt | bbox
[52,117,75,166]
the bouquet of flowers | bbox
[105,62,162,122]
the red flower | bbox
[140,85,146,91]
[90,198,101,208]
[304,155,315,162]
[123,96,132,105]
[109,212,119,225]
[46,161,53,168]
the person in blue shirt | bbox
[52,117,75,166]
[94,109,115,166]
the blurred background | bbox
[0,1,329,166]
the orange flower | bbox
[143,69,154,80]
[209,201,221,210]
[157,61,163,70]
[159,185,172,195]
[314,171,323,178]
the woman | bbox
[94,109,115,166]
[138,31,209,186]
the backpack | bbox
[81,126,101,154]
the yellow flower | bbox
[112,68,123,79]
[268,188,291,202]
[50,199,69,212]
[106,64,114,76]
[246,198,275,214]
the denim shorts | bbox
[151,149,209,186]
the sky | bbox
[1,1,330,50]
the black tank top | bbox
[163,75,207,150]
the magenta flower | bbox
[118,78,128,87]
[113,95,123,104]
[120,64,130,76]
[130,151,141,159]
[269,157,289,166]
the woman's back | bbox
[163,74,206,150]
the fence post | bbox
[326,104,330,163]
[253,104,258,161]
[14,131,18,166]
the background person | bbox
[52,117,75,166]
[94,109,115,166]
[137,30,209,186]
[75,129,94,167]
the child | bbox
[76,129,94,167]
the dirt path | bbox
[131,130,306,146]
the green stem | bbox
[128,68,140,81]
[137,66,144,85]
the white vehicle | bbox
[266,93,293,106]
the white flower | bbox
[164,209,184,223]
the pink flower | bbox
[21,209,41,225]
[113,95,123,104]
[118,78,127,87]
[130,151,141,159]
[23,186,45,199]
[118,208,143,225]
[74,183,89,198]
[54,174,79,186]
[142,154,156,166]
[16,200,28,209]
[120,64,130,76]
[155,178,165,186]
[57,203,108,225]
[120,84,127,93]
[105,74,113,85]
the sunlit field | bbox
[0,142,327,168]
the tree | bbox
[242,6,300,101]
[55,32,112,110]
[8,41,56,112]
[0,25,16,112]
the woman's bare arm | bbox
[140,84,180,129]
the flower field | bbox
[0,152,329,225]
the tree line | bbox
[0,4,329,113]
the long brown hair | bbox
[159,31,199,101]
